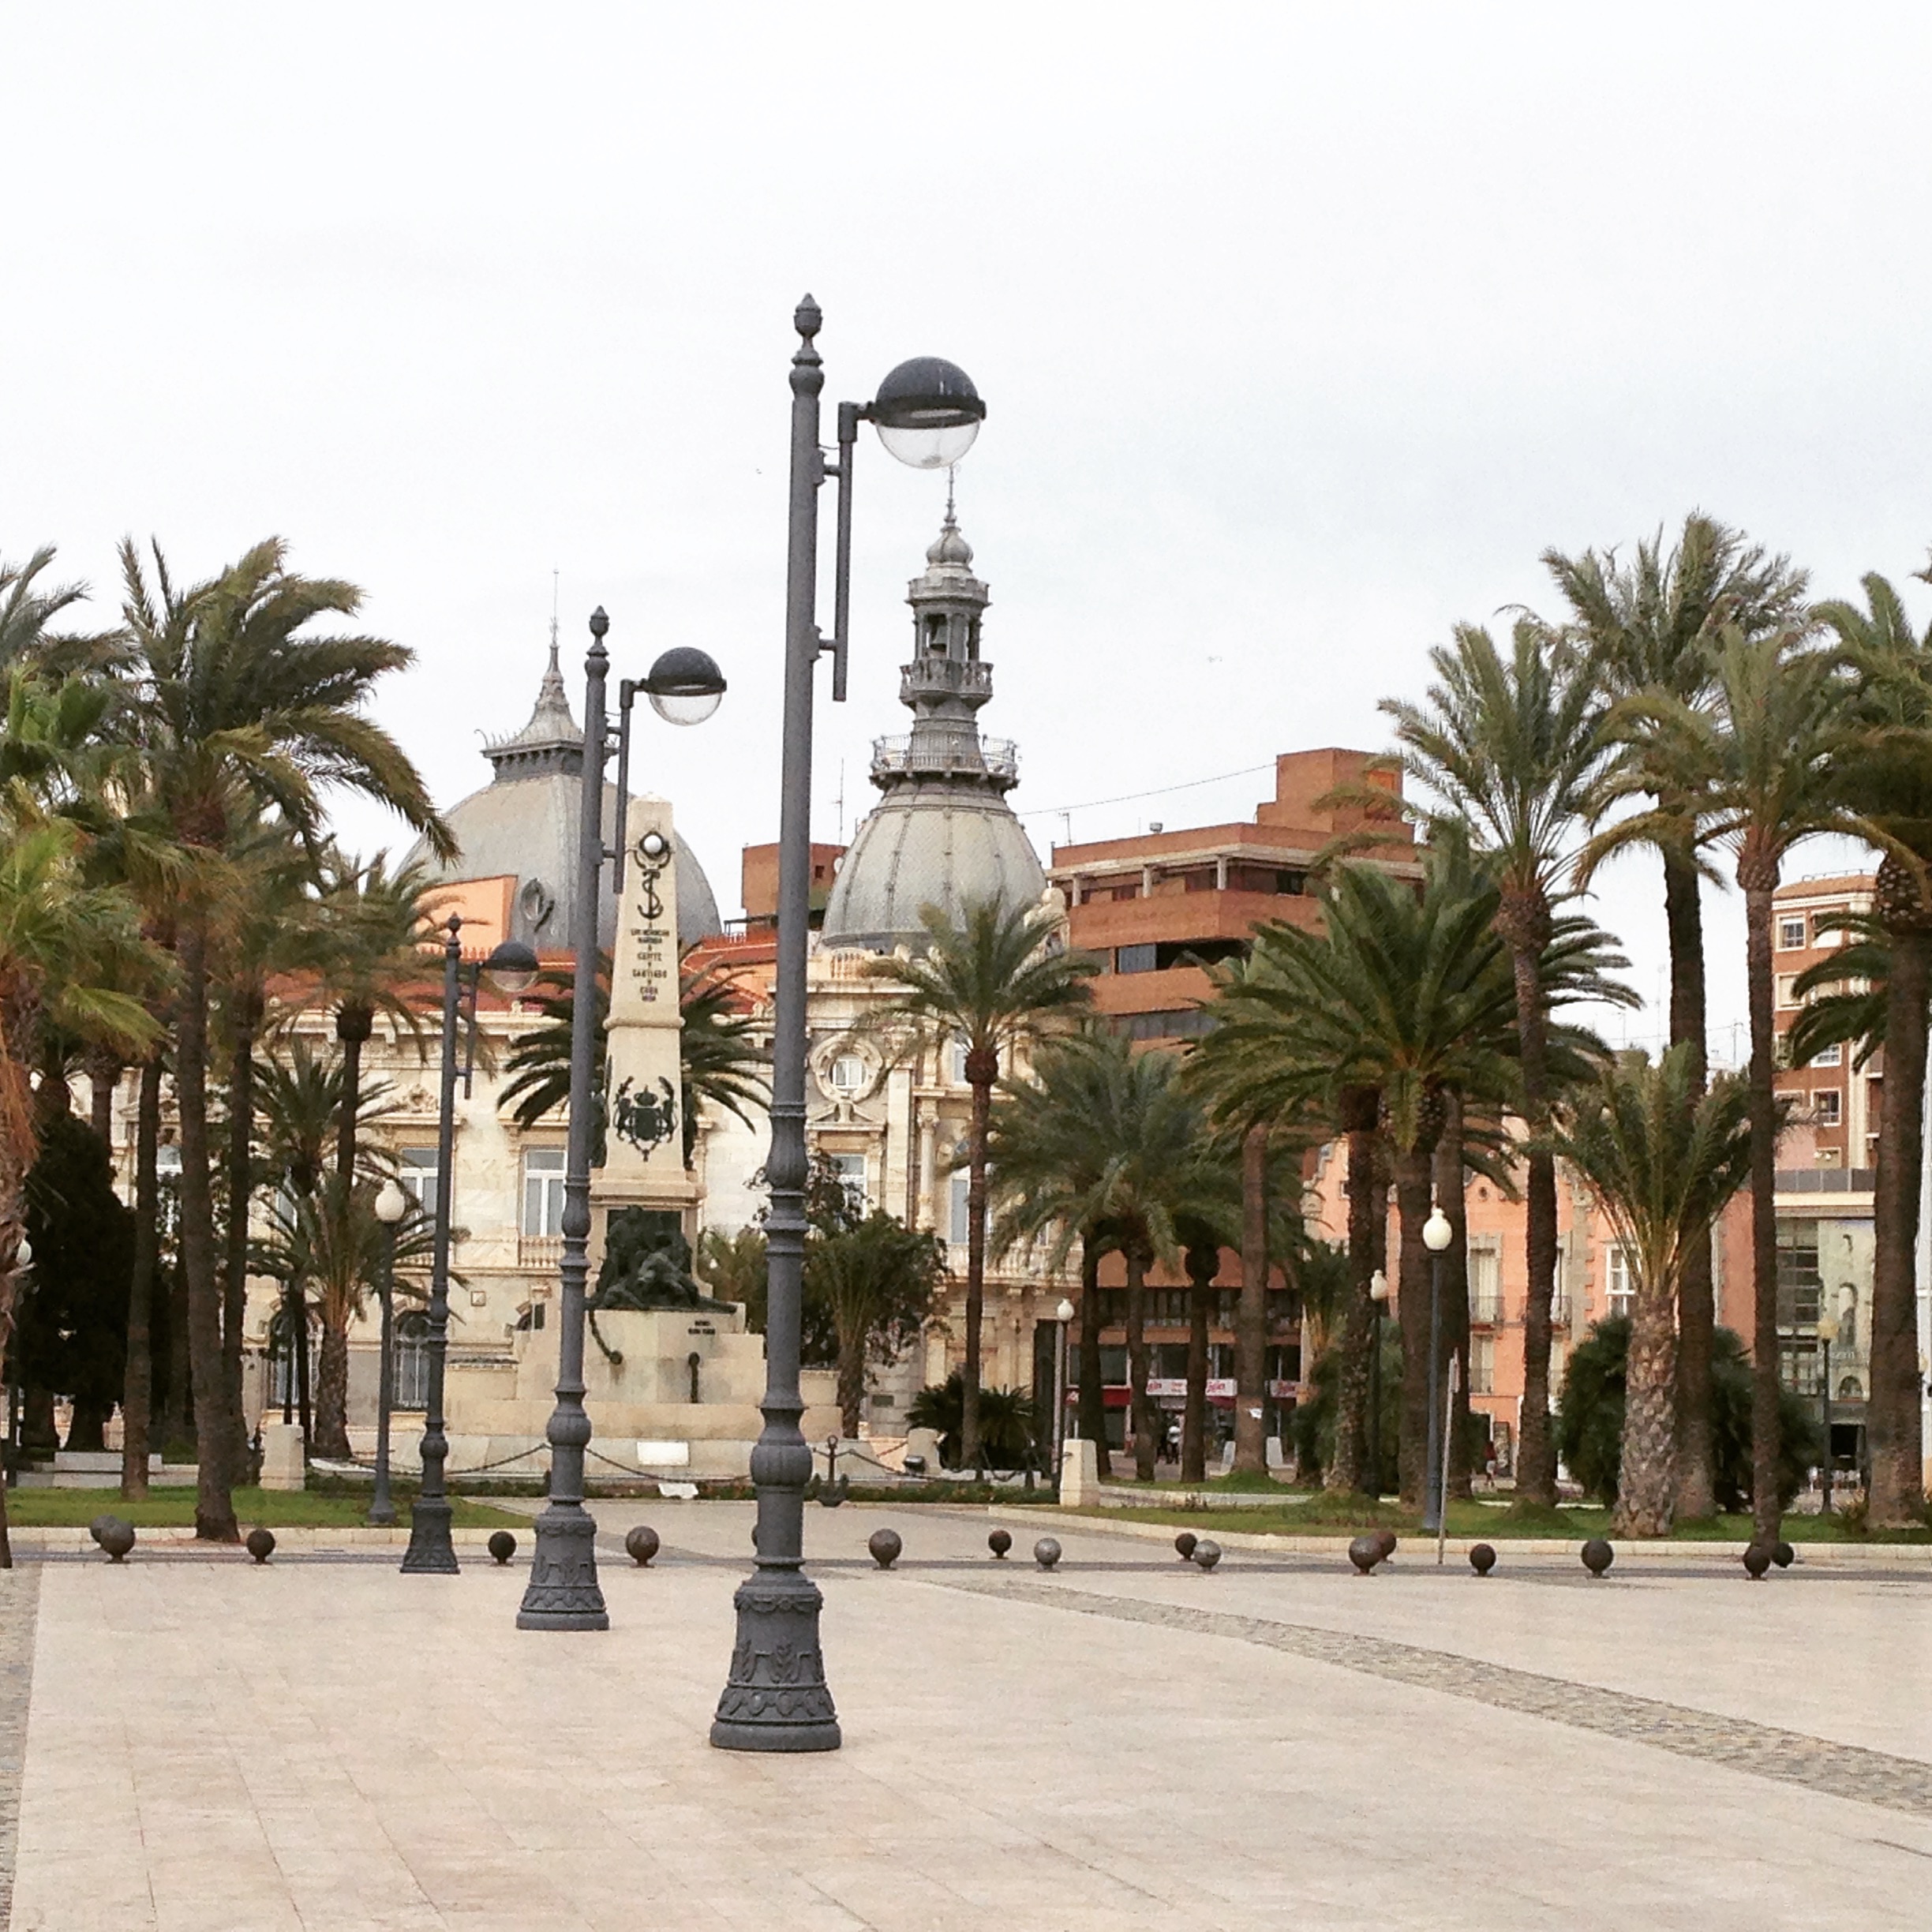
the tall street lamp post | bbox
[404,914,540,1574]
[1817,1311,1840,1516]
[1368,1268,1390,1497]
[711,296,985,1753]
[1421,1203,1454,1536]
[517,614,726,1629]
[367,1177,409,1528]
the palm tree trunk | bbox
[176,919,238,1541]
[1125,1246,1156,1482]
[121,1052,162,1500]
[1435,1100,1474,1498]
[1615,1261,1678,1537]
[88,1053,120,1148]
[313,1317,351,1459]
[1076,1233,1110,1477]
[336,1010,369,1185]
[1743,869,1783,1544]
[220,997,260,1490]
[295,1288,313,1443]
[836,1328,865,1438]
[160,1255,191,1450]
[1869,919,1929,1527]
[1327,1089,1379,1493]
[1181,1256,1210,1485]
[960,1073,993,1471]
[1664,847,1718,1518]
[1393,1140,1434,1509]
[1234,1124,1269,1476]
[1512,937,1561,1508]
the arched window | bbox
[394,1312,432,1412]
[267,1301,316,1409]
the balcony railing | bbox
[900,659,993,703]
[518,1234,563,1271]
[871,734,1019,784]
[1774,1167,1876,1193]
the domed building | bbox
[819,509,1045,949]
[409,638,723,949]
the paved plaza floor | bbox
[2,1501,1930,1930]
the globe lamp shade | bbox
[373,1178,410,1226]
[643,646,726,727]
[1056,1298,1076,1324]
[482,937,541,996]
[1369,1269,1389,1304]
[1423,1207,1453,1253]
[871,356,986,470]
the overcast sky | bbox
[7,3,1930,1056]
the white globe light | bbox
[1056,1298,1076,1324]
[1423,1207,1454,1252]
[373,1178,410,1225]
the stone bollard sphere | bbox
[625,1526,661,1567]
[98,1518,135,1563]
[987,1528,1013,1559]
[487,1531,517,1566]
[1580,1538,1614,1578]
[1772,1541,1795,1570]
[1470,1542,1497,1576]
[1743,1543,1773,1580]
[1374,1529,1398,1561]
[1347,1534,1382,1575]
[868,1528,903,1570]
[88,1514,115,1546]
[245,1527,276,1565]
[1033,1537,1062,1571]
[1174,1531,1199,1562]
[1192,1539,1222,1572]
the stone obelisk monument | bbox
[591,795,700,1234]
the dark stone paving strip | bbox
[935,1575,1932,1820]
[0,1567,44,1932]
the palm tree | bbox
[807,1211,945,1435]
[865,897,1096,1469]
[1545,1047,1754,1535]
[500,949,769,1165]
[120,536,451,1541]
[255,1038,397,1455]
[0,545,121,679]
[1195,858,1520,1502]
[208,818,320,1490]
[990,1030,1223,1481]
[255,1173,436,1462]
[1588,625,1883,1544]
[1807,567,1932,1526]
[1547,515,1808,1517]
[310,848,435,1187]
[1382,616,1609,1507]
[0,813,159,1565]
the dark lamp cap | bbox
[871,356,986,429]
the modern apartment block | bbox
[1047,748,1420,1042]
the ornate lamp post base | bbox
[516,1506,609,1631]
[401,1497,459,1574]
[710,1571,840,1751]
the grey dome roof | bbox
[407,641,723,951]
[820,782,1044,951]
[821,507,1043,951]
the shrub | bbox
[1556,1318,1824,1511]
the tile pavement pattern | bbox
[941,1574,1932,1818]
[0,1568,42,1932]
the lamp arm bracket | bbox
[826,398,861,702]
[610,682,639,892]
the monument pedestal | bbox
[259,1421,306,1492]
